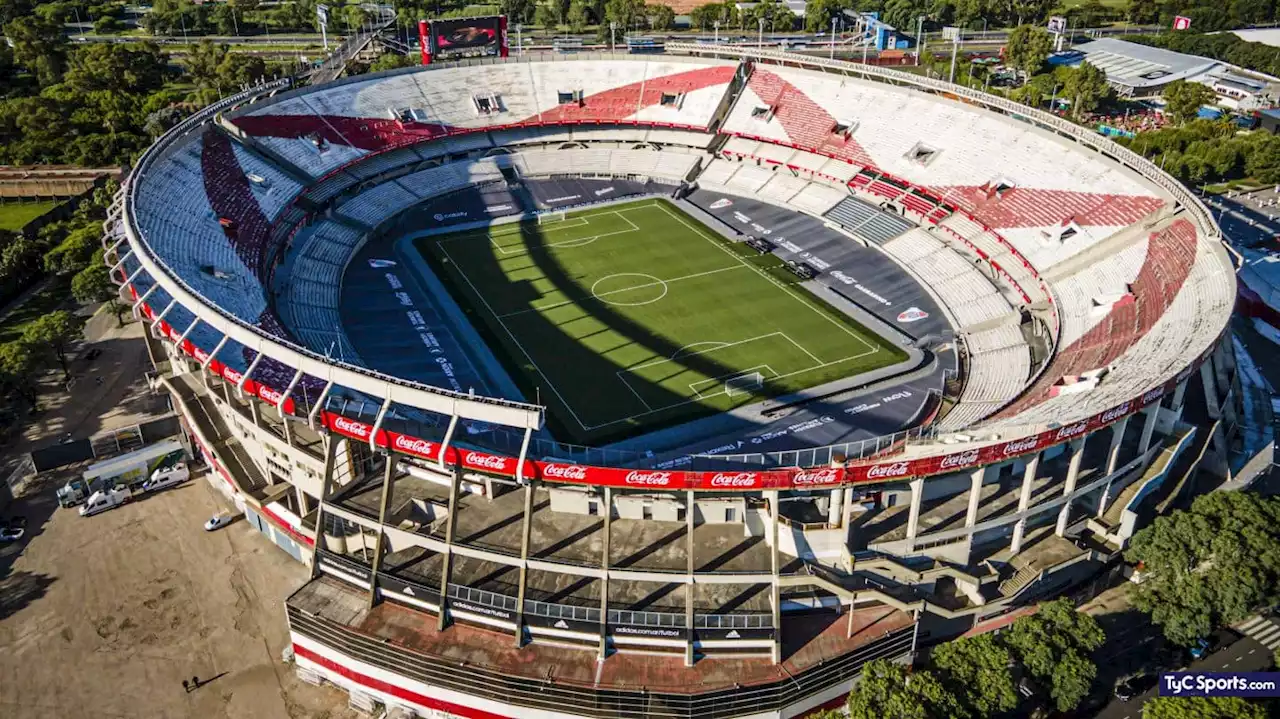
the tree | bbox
[72,259,126,327]
[499,0,536,23]
[883,0,925,34]
[930,634,1019,717]
[4,15,67,86]
[65,42,170,96]
[1061,61,1112,117]
[368,52,417,74]
[689,1,739,30]
[43,223,102,275]
[1127,0,1159,24]
[847,660,967,719]
[604,0,646,35]
[1126,492,1280,646]
[22,310,84,382]
[645,3,675,30]
[342,3,367,32]
[1002,599,1105,712]
[567,0,590,33]
[1004,25,1053,82]
[1143,696,1268,719]
[805,0,853,33]
[0,340,39,406]
[1162,80,1218,125]
[747,0,797,32]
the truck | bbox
[78,486,137,517]
[140,462,190,493]
[57,439,187,509]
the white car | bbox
[204,514,234,531]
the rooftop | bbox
[1071,38,1221,91]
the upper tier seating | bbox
[227,60,737,178]
[881,229,1016,330]
[722,64,1167,271]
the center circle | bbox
[590,273,668,307]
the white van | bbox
[142,463,190,493]
[79,487,133,517]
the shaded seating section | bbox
[695,159,848,216]
[881,229,1016,330]
[824,196,914,245]
[938,324,1032,431]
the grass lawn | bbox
[0,201,57,232]
[0,276,75,344]
[417,198,905,444]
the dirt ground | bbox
[0,469,358,719]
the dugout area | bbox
[414,198,908,445]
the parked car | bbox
[0,526,23,542]
[82,347,102,361]
[1115,674,1156,702]
[204,513,234,531]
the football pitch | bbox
[416,198,906,444]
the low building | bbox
[1071,38,1222,98]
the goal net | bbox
[537,210,568,225]
[724,372,764,397]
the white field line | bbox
[614,371,655,411]
[652,202,882,358]
[497,265,745,319]
[437,241,591,431]
[688,365,776,399]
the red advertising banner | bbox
[418,20,431,65]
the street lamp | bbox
[610,21,616,53]
[830,16,836,59]
[758,17,765,54]
[714,20,720,45]
[516,23,522,56]
[915,15,924,66]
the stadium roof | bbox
[1071,38,1222,94]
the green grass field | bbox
[0,201,57,231]
[417,199,906,444]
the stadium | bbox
[106,35,1239,719]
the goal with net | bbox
[537,209,567,225]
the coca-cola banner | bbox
[312,362,1192,491]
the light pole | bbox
[714,20,720,45]
[915,15,923,66]
[948,28,959,84]
[516,23,522,56]
[610,21,616,53]
[830,16,836,59]
[758,17,764,55]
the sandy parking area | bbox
[0,470,356,719]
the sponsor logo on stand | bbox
[709,472,758,488]
[434,211,467,222]
[333,416,371,439]
[394,435,435,457]
[368,259,397,268]
[792,468,841,485]
[897,307,929,323]
[710,198,733,210]
[260,387,283,405]
[541,463,589,481]
[1143,386,1165,405]
[1055,421,1089,441]
[624,471,674,487]
[939,449,980,470]
[866,462,911,480]
[1100,402,1132,424]
[465,452,508,471]
[1001,437,1040,456]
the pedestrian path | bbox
[1236,615,1280,650]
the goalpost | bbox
[537,209,567,225]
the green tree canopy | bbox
[22,310,84,382]
[805,0,853,33]
[847,660,968,719]
[1162,80,1218,125]
[1126,491,1280,646]
[0,340,39,406]
[1060,61,1112,116]
[930,633,1019,716]
[1143,696,1268,719]
[689,2,739,30]
[1003,598,1105,712]
[4,15,67,86]
[1004,25,1053,81]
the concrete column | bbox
[295,484,310,516]
[1172,378,1188,408]
[282,413,294,447]
[768,490,782,664]
[828,487,845,526]
[1056,437,1086,537]
[1213,344,1231,397]
[598,487,612,661]
[220,377,232,406]
[436,465,462,631]
[1139,404,1160,455]
[1105,416,1129,476]
[309,434,341,577]
[905,479,925,550]
[685,489,696,667]
[964,467,984,528]
[512,483,535,647]
[1200,363,1220,420]
[1009,453,1040,555]
[249,397,261,429]
[367,453,397,609]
